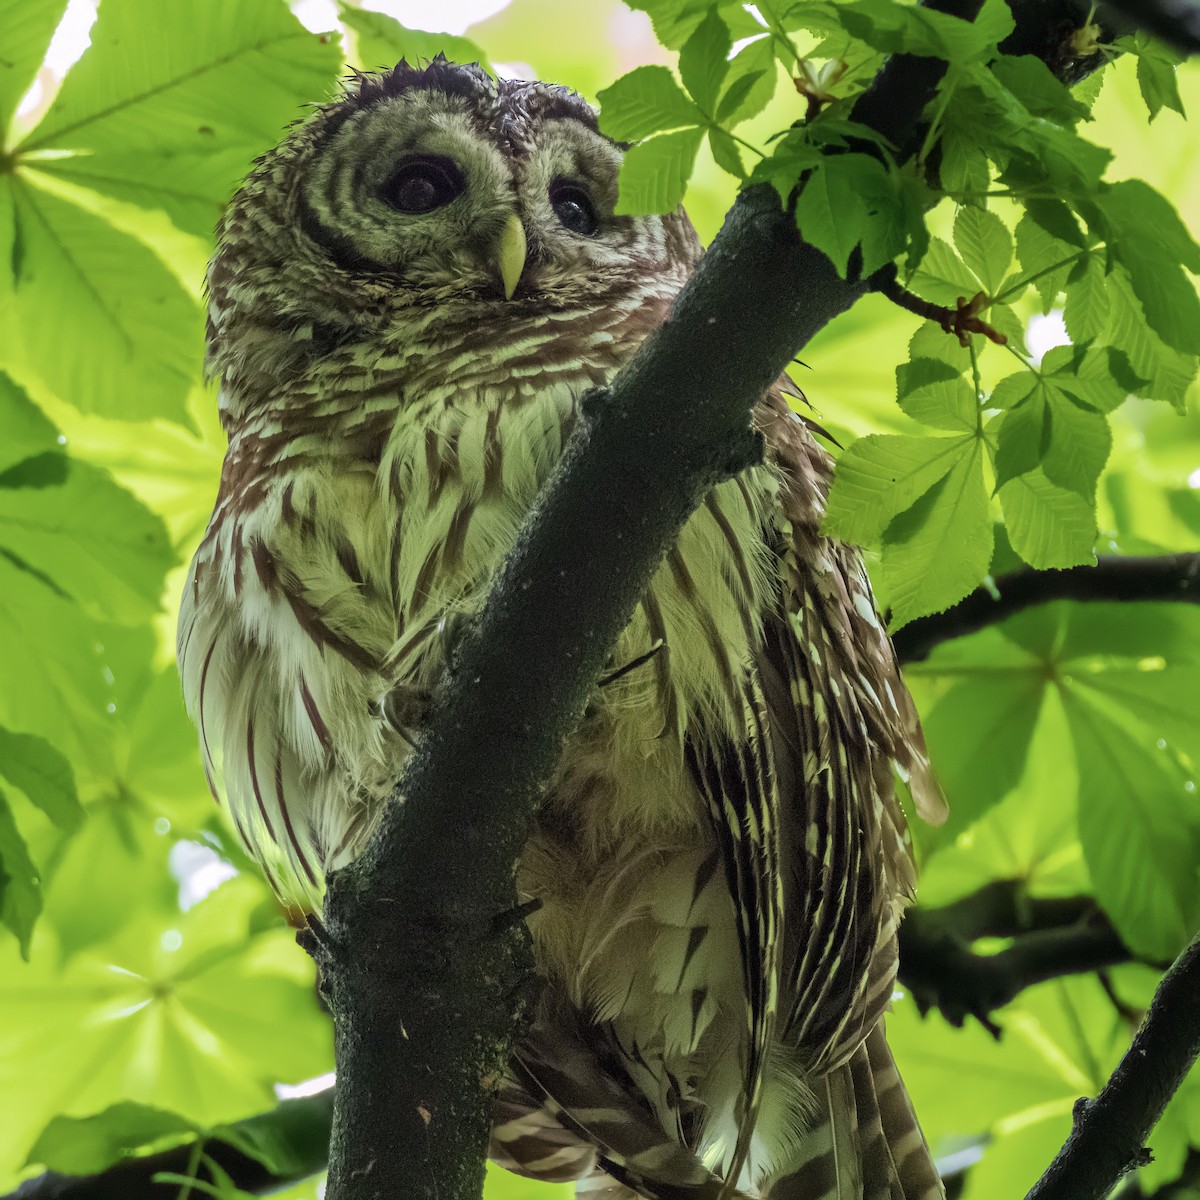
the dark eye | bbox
[550,179,599,236]
[382,156,464,214]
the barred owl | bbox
[179,58,947,1200]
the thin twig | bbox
[873,270,1009,346]
[1025,932,1200,1200]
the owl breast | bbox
[374,339,787,1178]
[181,298,789,1182]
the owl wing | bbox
[684,677,783,1190]
[675,388,943,1195]
[756,384,943,1065]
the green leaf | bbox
[748,134,823,201]
[961,1108,1076,1200]
[8,176,199,425]
[1137,55,1185,121]
[896,358,976,433]
[0,0,69,131]
[793,158,862,278]
[622,0,758,49]
[20,0,343,241]
[0,172,13,294]
[910,236,980,306]
[678,8,731,113]
[0,875,332,1175]
[1008,118,1112,194]
[987,302,1028,354]
[882,439,992,626]
[1106,269,1198,410]
[822,433,971,545]
[1062,254,1109,343]
[838,0,995,63]
[1047,344,1133,414]
[707,127,744,179]
[0,788,39,957]
[987,370,1038,411]
[1054,607,1200,765]
[920,673,1045,851]
[716,67,768,124]
[992,391,1047,487]
[1132,36,1186,121]
[855,160,912,277]
[28,1103,196,1176]
[971,0,1017,47]
[999,470,1096,569]
[613,127,705,214]
[795,154,905,277]
[0,554,120,763]
[0,460,174,624]
[1022,198,1087,249]
[953,205,1013,295]
[1014,206,1086,310]
[717,35,776,125]
[597,65,702,142]
[339,4,490,73]
[0,729,81,832]
[1097,181,1200,356]
[1065,692,1200,960]
[1040,391,1111,500]
[990,55,1091,125]
[909,319,970,372]
[0,373,59,475]
[939,135,990,198]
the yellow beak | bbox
[496,213,527,301]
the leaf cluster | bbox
[597,0,1199,625]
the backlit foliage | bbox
[0,2,1196,1197]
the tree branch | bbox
[316,189,871,1200]
[893,554,1200,664]
[1025,931,1200,1200]
[897,880,1132,1037]
[314,2,1029,1194]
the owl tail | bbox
[764,1024,943,1200]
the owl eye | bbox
[382,156,465,214]
[549,180,599,237]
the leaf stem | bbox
[916,69,955,167]
[995,248,1091,304]
[724,126,766,159]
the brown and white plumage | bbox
[178,58,946,1200]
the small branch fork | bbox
[897,880,1132,1038]
[873,269,1009,347]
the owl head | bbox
[207,57,701,404]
